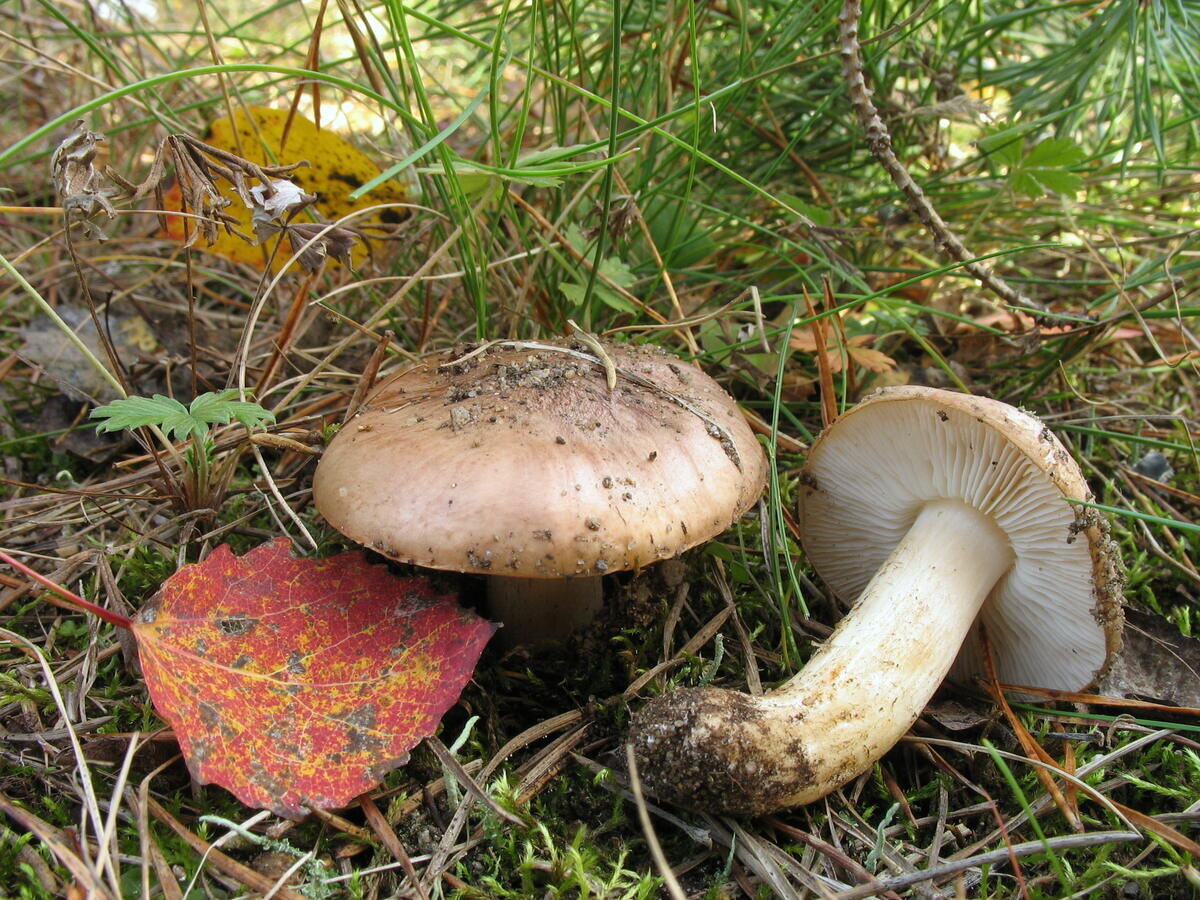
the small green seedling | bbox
[91,389,274,508]
[90,390,274,441]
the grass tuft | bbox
[1,0,1197,895]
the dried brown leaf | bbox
[51,120,116,236]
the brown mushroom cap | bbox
[798,385,1124,691]
[313,339,767,579]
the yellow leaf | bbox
[161,106,412,270]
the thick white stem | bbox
[487,576,604,646]
[632,499,1014,814]
[767,498,1013,798]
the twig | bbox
[63,223,130,397]
[837,0,1044,313]
[256,269,320,394]
[263,852,315,900]
[145,797,308,900]
[133,755,186,900]
[359,795,430,900]
[478,709,585,783]
[803,282,838,428]
[728,821,816,898]
[710,559,761,695]
[1,628,117,893]
[573,754,713,846]
[425,735,525,826]
[996,684,1200,718]
[0,550,130,628]
[767,818,900,899]
[343,329,395,423]
[903,735,1134,829]
[626,744,688,900]
[980,628,1083,831]
[625,605,735,697]
[0,790,111,898]
[567,319,618,391]
[513,725,593,804]
[832,831,1142,899]
[249,444,318,550]
[96,732,141,890]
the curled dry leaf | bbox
[249,177,362,271]
[789,329,897,374]
[161,106,412,270]
[157,135,241,247]
[250,178,315,224]
[154,133,307,248]
[282,222,360,270]
[51,120,116,236]
[134,539,496,818]
[253,209,361,272]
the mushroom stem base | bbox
[487,576,604,646]
[631,498,1014,814]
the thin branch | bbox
[626,744,688,900]
[838,0,1044,312]
[833,831,1142,899]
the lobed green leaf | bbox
[90,390,274,442]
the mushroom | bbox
[630,385,1123,815]
[312,339,767,645]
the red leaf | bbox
[133,539,495,818]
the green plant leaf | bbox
[188,390,276,431]
[1030,168,1084,195]
[1022,137,1087,169]
[559,224,639,313]
[90,390,274,442]
[998,136,1087,199]
[986,137,1024,169]
[90,394,194,440]
[1010,171,1044,199]
[978,124,1036,166]
[559,280,638,313]
[642,199,721,269]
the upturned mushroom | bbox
[312,338,767,644]
[630,385,1123,815]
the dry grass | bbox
[2,0,1199,896]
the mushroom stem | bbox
[631,498,1014,815]
[487,576,605,646]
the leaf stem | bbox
[0,550,133,630]
[189,429,212,505]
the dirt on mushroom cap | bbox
[312,339,768,578]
